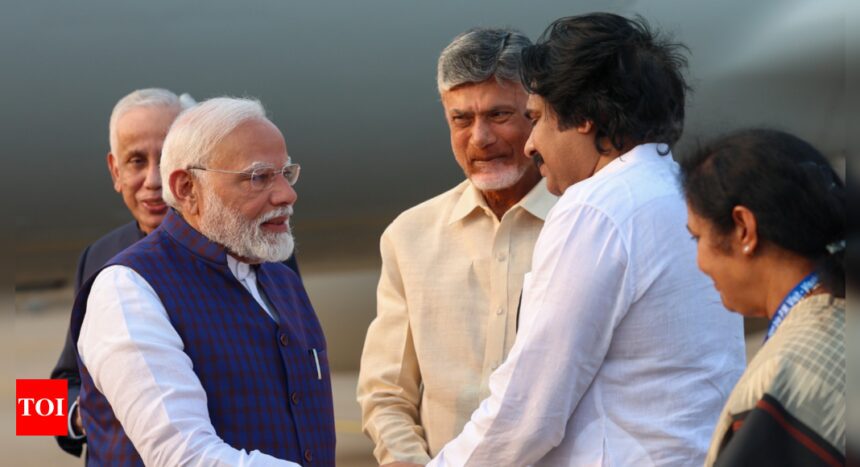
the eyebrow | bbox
[242,160,292,171]
[450,105,517,116]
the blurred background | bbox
[4,0,849,465]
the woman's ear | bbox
[732,205,758,256]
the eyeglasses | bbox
[188,163,300,191]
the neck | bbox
[591,139,633,176]
[229,252,261,265]
[762,255,817,320]
[480,170,541,220]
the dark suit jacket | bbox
[51,220,301,457]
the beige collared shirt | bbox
[358,178,556,464]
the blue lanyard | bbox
[764,272,819,342]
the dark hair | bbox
[681,129,845,298]
[521,13,689,154]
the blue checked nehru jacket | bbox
[70,209,336,466]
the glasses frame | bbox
[188,162,300,190]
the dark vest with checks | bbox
[70,209,336,466]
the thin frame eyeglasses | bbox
[188,163,300,191]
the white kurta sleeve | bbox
[430,204,634,466]
[78,265,300,467]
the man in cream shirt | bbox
[357,28,556,466]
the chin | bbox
[470,167,525,191]
[719,295,751,317]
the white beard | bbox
[198,189,295,263]
[468,161,528,191]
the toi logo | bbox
[16,379,68,436]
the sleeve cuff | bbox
[67,398,86,440]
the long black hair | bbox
[681,129,845,297]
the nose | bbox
[270,173,298,207]
[469,119,497,149]
[144,161,162,189]
[524,132,538,159]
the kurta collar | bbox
[517,178,555,221]
[447,178,556,225]
[160,208,229,265]
[596,143,672,178]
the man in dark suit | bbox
[49,88,191,456]
[50,88,300,457]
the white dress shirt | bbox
[78,256,299,467]
[429,144,746,466]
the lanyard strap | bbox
[764,272,819,342]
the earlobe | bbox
[576,120,594,134]
[732,206,758,255]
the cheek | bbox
[450,131,470,160]
[501,121,531,149]
[694,242,724,287]
[120,170,146,195]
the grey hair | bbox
[108,88,195,154]
[437,27,532,93]
[160,97,268,208]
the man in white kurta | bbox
[429,13,746,466]
[430,144,745,466]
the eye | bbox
[127,157,145,166]
[249,169,275,187]
[489,110,513,122]
[451,115,472,127]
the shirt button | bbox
[304,449,313,462]
[496,252,507,262]
[496,307,504,315]
[291,392,300,404]
[279,333,289,346]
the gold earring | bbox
[743,245,750,254]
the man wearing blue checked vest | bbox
[70,97,336,466]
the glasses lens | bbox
[249,168,276,190]
[283,164,300,186]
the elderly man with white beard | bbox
[69,97,336,467]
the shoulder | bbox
[740,295,844,405]
[561,155,681,225]
[383,180,470,239]
[770,295,844,363]
[78,221,144,286]
[85,222,144,262]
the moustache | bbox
[533,153,545,169]
[259,205,294,223]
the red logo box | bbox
[16,379,68,436]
